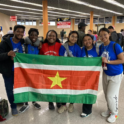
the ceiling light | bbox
[103,0,124,8]
[11,0,42,7]
[0,3,87,17]
[0,3,43,11]
[0,8,42,15]
[0,8,70,18]
[48,11,87,17]
[10,0,100,16]
[0,3,88,17]
[16,14,56,19]
[66,0,123,15]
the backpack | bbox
[0,99,9,118]
[110,32,123,47]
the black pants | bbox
[82,104,93,114]
[61,103,73,105]
[2,72,17,109]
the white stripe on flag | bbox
[14,87,97,95]
[14,62,101,71]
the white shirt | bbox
[0,31,4,38]
[7,30,13,34]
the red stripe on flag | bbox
[14,68,100,90]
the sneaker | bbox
[32,102,41,109]
[11,108,18,116]
[68,104,74,113]
[107,114,118,123]
[58,105,67,114]
[80,112,91,118]
[49,102,55,110]
[19,105,29,113]
[101,110,111,117]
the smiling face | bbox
[29,31,38,43]
[14,28,24,40]
[47,31,56,44]
[68,33,78,45]
[99,31,110,44]
[83,36,93,48]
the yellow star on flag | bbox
[48,72,66,88]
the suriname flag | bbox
[14,53,102,104]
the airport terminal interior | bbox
[0,0,124,124]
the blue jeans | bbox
[61,37,63,42]
[2,72,17,109]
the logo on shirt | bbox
[44,51,57,56]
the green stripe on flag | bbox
[14,53,102,66]
[14,92,97,104]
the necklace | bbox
[103,41,111,52]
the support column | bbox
[72,19,75,31]
[112,16,116,27]
[42,0,48,39]
[90,11,93,31]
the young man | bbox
[0,25,25,116]
[108,26,123,47]
[77,22,87,47]
[18,28,41,113]
[60,29,65,43]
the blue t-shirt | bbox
[59,43,81,57]
[27,44,39,55]
[10,37,23,71]
[81,46,98,57]
[10,37,23,53]
[99,41,123,76]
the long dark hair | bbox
[43,30,60,43]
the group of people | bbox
[0,22,124,123]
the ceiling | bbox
[0,0,124,20]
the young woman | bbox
[39,30,62,110]
[19,28,41,113]
[99,28,124,123]
[58,31,81,114]
[80,34,98,117]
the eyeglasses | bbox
[99,34,108,38]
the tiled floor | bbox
[0,72,124,124]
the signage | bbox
[10,16,17,21]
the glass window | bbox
[17,19,21,25]
[21,20,25,25]
[49,21,55,26]
[25,19,29,25]
[33,20,36,25]
[29,20,32,25]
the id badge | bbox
[102,51,108,70]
